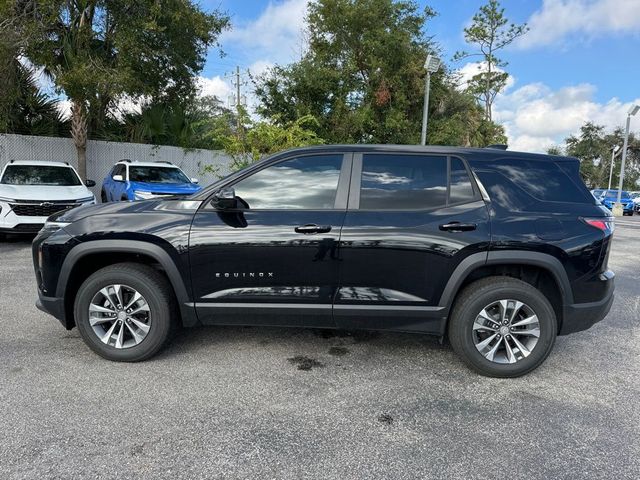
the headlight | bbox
[42,220,71,232]
[133,190,156,200]
[0,196,14,213]
[77,195,96,204]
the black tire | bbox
[448,277,557,378]
[74,263,178,362]
[100,190,108,203]
[121,195,128,202]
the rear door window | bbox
[359,154,448,210]
[358,154,477,210]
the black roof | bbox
[270,144,577,162]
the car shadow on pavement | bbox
[159,324,452,366]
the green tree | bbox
[553,122,640,189]
[114,95,232,150]
[453,0,528,121]
[0,0,49,131]
[255,0,504,147]
[3,59,68,136]
[206,111,325,173]
[21,1,229,179]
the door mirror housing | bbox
[112,174,124,182]
[212,187,237,209]
[85,179,96,187]
[191,178,199,184]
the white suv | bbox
[0,161,96,235]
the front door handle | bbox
[295,224,332,234]
[439,222,477,232]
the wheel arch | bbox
[57,240,197,328]
[439,250,572,333]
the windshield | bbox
[129,166,190,184]
[604,190,630,199]
[1,165,81,186]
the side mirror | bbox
[191,178,199,184]
[212,187,236,209]
[85,179,96,187]
[112,174,124,182]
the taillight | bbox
[581,217,614,234]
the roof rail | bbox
[156,160,173,165]
[485,144,508,150]
[119,159,132,163]
[9,159,15,163]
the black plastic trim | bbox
[437,250,575,308]
[56,240,198,327]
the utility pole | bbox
[608,145,621,191]
[227,66,248,138]
[614,104,639,216]
[421,54,441,146]
[235,66,242,136]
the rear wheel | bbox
[100,190,108,203]
[74,263,177,361]
[448,277,557,377]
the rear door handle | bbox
[439,222,477,232]
[295,224,332,234]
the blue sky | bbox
[180,1,640,151]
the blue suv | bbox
[101,160,202,202]
[598,189,634,216]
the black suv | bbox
[32,145,615,377]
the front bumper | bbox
[560,270,615,335]
[36,292,72,329]
[0,208,47,233]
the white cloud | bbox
[518,0,640,49]
[223,0,307,63]
[494,81,640,152]
[197,75,234,103]
[456,62,515,92]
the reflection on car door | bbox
[189,153,351,328]
[335,153,491,334]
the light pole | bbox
[613,104,639,216]
[607,145,621,190]
[420,54,441,146]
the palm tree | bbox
[4,59,68,136]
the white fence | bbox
[0,133,233,196]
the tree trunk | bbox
[70,101,88,181]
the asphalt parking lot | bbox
[1,218,639,480]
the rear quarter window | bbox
[488,158,592,203]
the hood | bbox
[128,181,202,194]
[53,198,203,223]
[0,184,93,201]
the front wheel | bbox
[448,277,557,377]
[74,263,177,361]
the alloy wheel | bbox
[472,299,541,364]
[88,284,151,349]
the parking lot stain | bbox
[377,414,394,425]
[328,346,350,356]
[312,329,380,343]
[288,355,325,371]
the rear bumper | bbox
[36,293,72,329]
[560,270,614,335]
